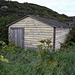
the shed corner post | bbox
[53,27,56,51]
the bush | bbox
[0,41,22,56]
[37,38,52,50]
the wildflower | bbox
[61,48,63,50]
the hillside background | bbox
[0,0,74,43]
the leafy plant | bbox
[36,38,58,75]
[0,41,22,56]
[37,38,52,50]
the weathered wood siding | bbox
[55,28,70,49]
[9,17,54,49]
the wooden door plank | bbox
[20,29,22,48]
[22,29,24,49]
[17,29,20,47]
[10,29,15,44]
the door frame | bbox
[9,27,25,49]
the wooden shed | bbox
[7,15,71,50]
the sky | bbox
[12,0,75,16]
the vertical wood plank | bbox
[10,29,15,44]
[22,29,24,49]
[19,29,22,48]
[17,29,20,46]
[15,29,18,46]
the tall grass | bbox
[0,45,75,75]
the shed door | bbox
[10,28,24,49]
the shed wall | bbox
[55,28,70,49]
[9,17,54,49]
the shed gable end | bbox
[9,17,54,49]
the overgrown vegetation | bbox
[0,41,22,56]
[37,38,52,50]
[0,41,75,75]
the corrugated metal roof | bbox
[6,15,72,28]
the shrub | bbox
[37,38,52,50]
[37,38,58,75]
[0,41,22,56]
